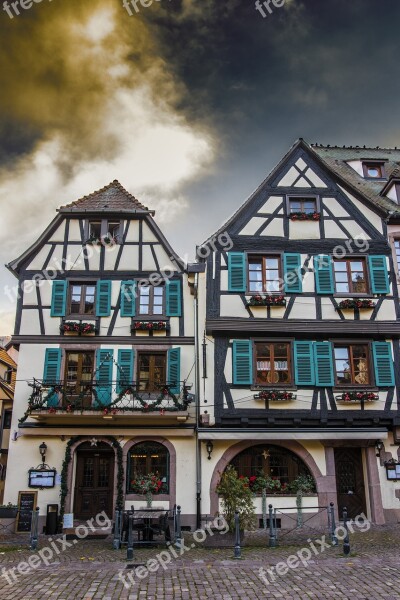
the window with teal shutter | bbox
[293,341,314,385]
[43,348,62,406]
[368,256,390,294]
[314,255,334,294]
[228,253,246,292]
[96,281,112,316]
[51,281,67,317]
[232,340,253,385]
[117,349,134,392]
[314,342,334,386]
[166,280,181,317]
[372,342,394,386]
[284,254,302,293]
[168,348,181,394]
[120,281,136,317]
[95,349,113,405]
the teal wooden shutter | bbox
[314,255,334,294]
[314,342,334,386]
[168,348,181,394]
[166,280,182,317]
[284,253,302,293]
[95,349,113,405]
[228,252,246,292]
[294,341,314,385]
[372,342,394,386]
[117,349,134,392]
[50,281,67,317]
[368,256,389,294]
[232,340,253,385]
[120,281,136,317]
[43,348,62,406]
[96,281,112,316]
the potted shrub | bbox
[207,465,256,546]
[0,503,18,518]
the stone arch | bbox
[123,437,177,508]
[209,440,325,515]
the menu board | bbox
[29,469,56,488]
[16,491,37,533]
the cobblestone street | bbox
[0,525,399,599]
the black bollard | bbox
[30,507,40,551]
[329,502,338,546]
[113,509,121,550]
[127,511,133,560]
[342,507,350,556]
[175,505,182,549]
[268,504,276,548]
[233,511,241,559]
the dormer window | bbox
[87,219,122,243]
[362,162,385,179]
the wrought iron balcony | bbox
[20,380,194,423]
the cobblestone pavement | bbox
[0,525,399,599]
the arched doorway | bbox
[73,441,115,519]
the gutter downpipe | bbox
[194,270,202,530]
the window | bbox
[255,342,291,385]
[334,344,370,386]
[89,221,102,239]
[127,442,169,494]
[230,445,314,488]
[69,283,96,315]
[65,352,94,394]
[394,240,400,274]
[3,370,12,385]
[248,256,282,293]
[362,162,385,179]
[3,410,12,429]
[138,285,165,316]
[288,197,317,214]
[137,352,166,392]
[108,221,121,240]
[88,220,121,242]
[333,259,368,294]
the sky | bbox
[1,0,400,334]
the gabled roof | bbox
[310,144,400,214]
[380,167,400,197]
[0,348,16,371]
[0,348,16,397]
[58,180,154,215]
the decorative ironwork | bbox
[20,380,193,423]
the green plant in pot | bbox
[216,465,256,533]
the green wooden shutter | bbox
[368,256,389,294]
[284,253,302,293]
[43,348,61,383]
[314,255,334,294]
[50,281,67,317]
[314,342,334,386]
[168,348,181,394]
[120,281,136,317]
[232,340,253,385]
[372,342,394,386]
[43,348,62,406]
[117,349,134,392]
[95,349,113,405]
[294,341,314,385]
[166,280,182,317]
[96,281,112,316]
[228,252,246,292]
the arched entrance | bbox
[73,441,115,519]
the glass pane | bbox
[334,262,347,272]
[153,306,163,315]
[98,458,109,488]
[249,271,263,282]
[154,287,164,296]
[83,458,94,487]
[265,258,279,268]
[336,283,349,293]
[139,304,149,314]
[249,262,262,271]
[66,354,79,384]
[335,272,349,282]
[290,202,301,212]
[266,280,280,292]
[303,201,316,212]
[249,281,263,292]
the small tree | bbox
[216,465,256,533]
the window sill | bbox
[333,387,378,392]
[251,385,297,391]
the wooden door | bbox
[334,447,367,519]
[74,447,114,519]
[64,352,94,407]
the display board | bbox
[28,469,56,488]
[16,491,37,532]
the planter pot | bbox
[0,508,18,518]
[203,529,245,548]
[63,331,79,336]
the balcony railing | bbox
[20,380,194,423]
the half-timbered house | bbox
[198,140,400,524]
[4,181,197,529]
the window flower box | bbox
[60,322,98,335]
[335,391,379,403]
[289,212,320,221]
[132,321,167,332]
[247,295,286,307]
[254,390,295,402]
[337,299,376,310]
